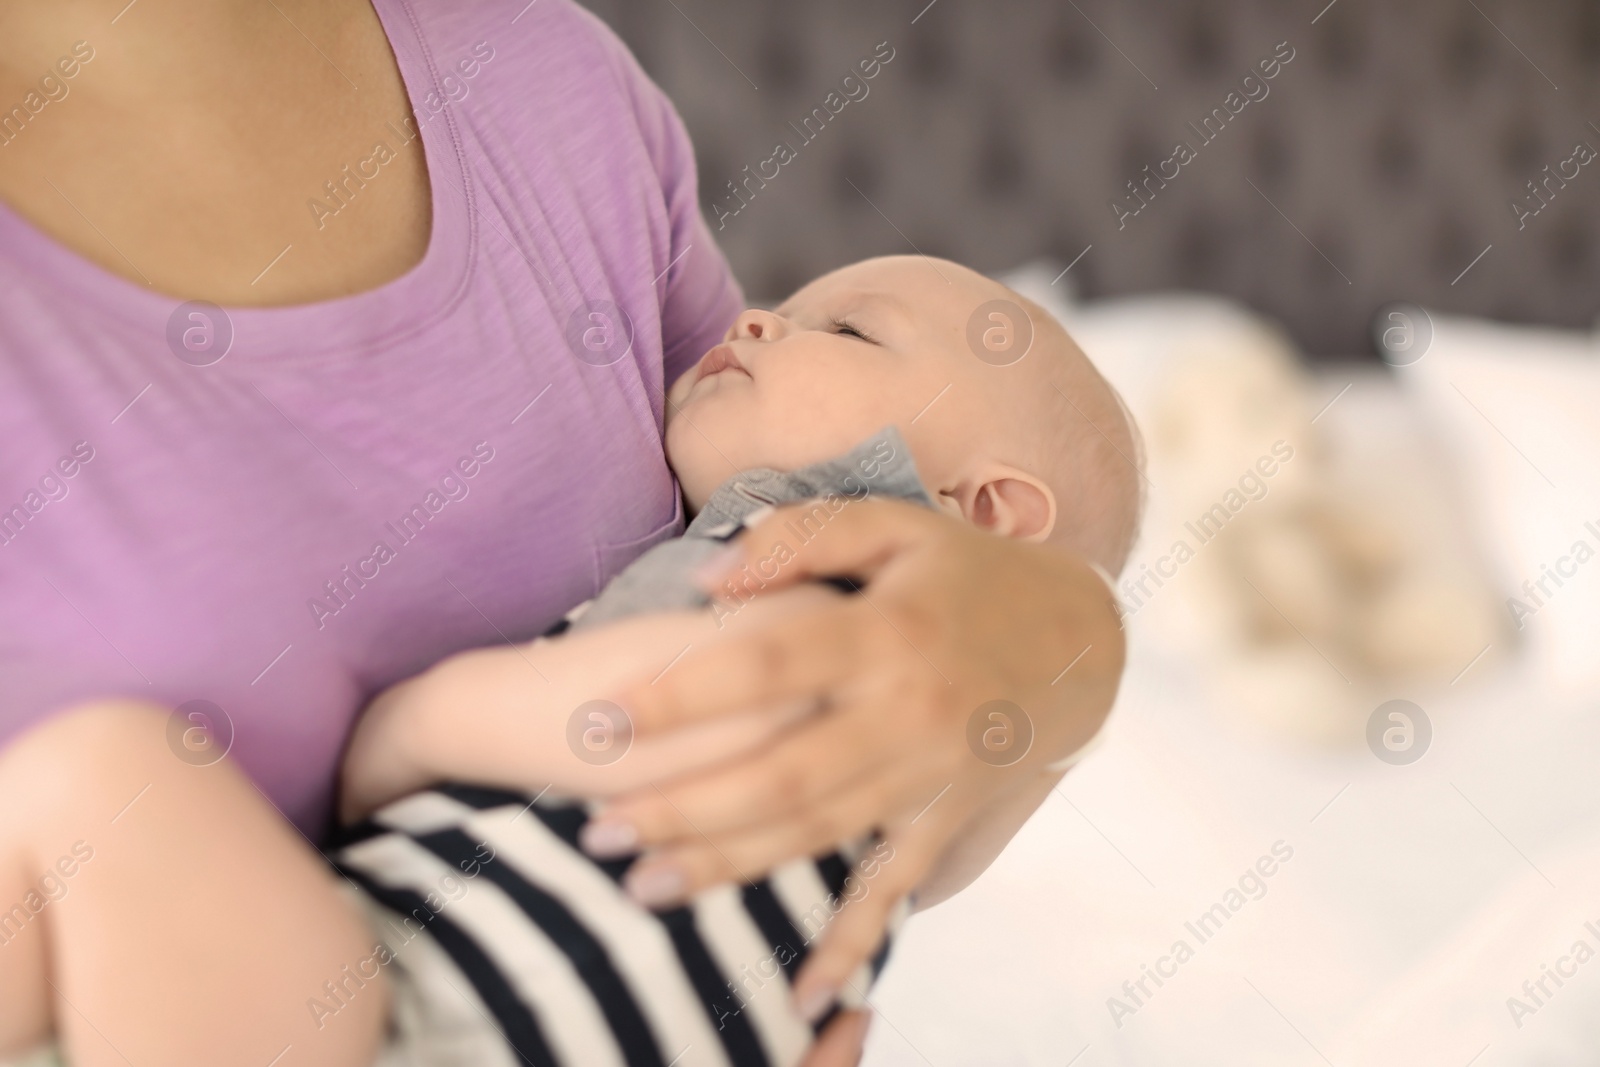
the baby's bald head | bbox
[993,290,1144,573]
[665,255,1143,575]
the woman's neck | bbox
[0,0,344,106]
[0,0,434,306]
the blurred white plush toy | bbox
[1002,263,1504,745]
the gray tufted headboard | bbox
[578,0,1600,358]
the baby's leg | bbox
[0,701,388,1067]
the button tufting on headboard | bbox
[580,0,1600,356]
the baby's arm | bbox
[340,585,841,823]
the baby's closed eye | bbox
[829,317,878,343]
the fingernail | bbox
[626,864,686,907]
[796,984,838,1024]
[580,819,639,858]
[692,544,744,588]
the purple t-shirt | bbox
[0,0,741,836]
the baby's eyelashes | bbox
[828,317,877,343]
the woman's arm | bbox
[909,768,1068,910]
[339,585,842,824]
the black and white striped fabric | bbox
[329,430,928,1066]
[331,784,895,1067]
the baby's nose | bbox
[728,308,788,342]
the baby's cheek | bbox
[827,375,905,435]
[766,392,886,467]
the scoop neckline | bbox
[0,0,474,360]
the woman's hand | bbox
[584,497,1126,1019]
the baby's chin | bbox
[666,392,913,507]
[665,425,807,513]
[663,418,736,514]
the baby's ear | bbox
[960,468,1057,542]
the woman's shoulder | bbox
[395,0,739,382]
[400,0,663,111]
[397,0,687,173]
[401,0,620,50]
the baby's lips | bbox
[692,342,748,384]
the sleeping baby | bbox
[0,255,1139,1067]
[328,254,1144,1067]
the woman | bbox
[0,0,1125,1063]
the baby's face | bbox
[665,256,1012,513]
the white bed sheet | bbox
[865,634,1600,1067]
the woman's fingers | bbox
[789,817,952,1021]
[609,770,923,905]
[615,596,873,734]
[613,498,951,735]
[799,1008,870,1067]
[593,688,916,850]
[705,498,944,594]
